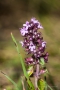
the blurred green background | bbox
[0,0,60,90]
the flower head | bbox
[20,18,48,64]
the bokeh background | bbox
[0,0,60,90]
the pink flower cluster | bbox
[20,18,48,65]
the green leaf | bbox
[1,71,19,90]
[11,33,34,90]
[37,79,45,90]
[40,58,45,66]
[27,66,33,77]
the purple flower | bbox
[41,52,49,63]
[20,27,28,36]
[20,18,48,64]
[31,18,43,29]
[38,24,43,29]
[23,21,30,30]
[25,57,34,64]
[29,45,36,52]
[39,69,46,75]
[31,18,38,23]
[42,41,46,48]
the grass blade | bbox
[48,85,53,90]
[1,71,19,90]
[11,33,34,90]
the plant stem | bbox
[35,64,40,90]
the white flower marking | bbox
[42,41,46,47]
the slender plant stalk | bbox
[21,77,26,90]
[35,64,40,90]
[48,85,53,90]
[1,71,19,90]
[45,81,53,90]
[11,33,34,90]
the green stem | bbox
[1,71,19,90]
[35,64,40,90]
[48,85,53,90]
[11,33,34,90]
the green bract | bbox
[40,58,45,66]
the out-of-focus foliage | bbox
[0,0,60,16]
